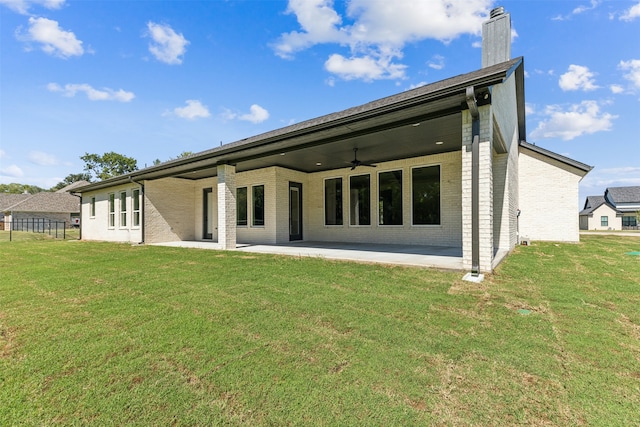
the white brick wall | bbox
[462,106,494,272]
[518,148,583,242]
[81,183,143,243]
[145,178,196,243]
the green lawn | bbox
[1,235,639,425]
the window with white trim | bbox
[108,193,115,228]
[119,191,127,227]
[132,189,140,227]
[90,197,96,217]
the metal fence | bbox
[3,219,69,241]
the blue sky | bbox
[1,0,639,205]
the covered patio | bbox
[151,240,464,270]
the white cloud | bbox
[610,84,624,94]
[171,100,211,120]
[580,167,640,196]
[530,100,617,141]
[0,0,65,14]
[273,0,491,81]
[573,0,600,15]
[427,54,445,70]
[222,104,270,124]
[325,53,406,81]
[619,59,640,90]
[240,104,269,124]
[0,164,24,178]
[28,150,57,166]
[48,83,135,102]
[620,1,640,21]
[0,149,5,159]
[19,17,83,58]
[559,65,599,91]
[145,22,189,65]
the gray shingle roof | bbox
[55,180,91,193]
[605,186,640,204]
[579,195,609,215]
[0,192,80,213]
[0,194,31,211]
[76,57,527,193]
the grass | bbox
[1,235,639,425]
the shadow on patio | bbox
[152,240,464,270]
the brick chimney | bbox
[482,6,511,68]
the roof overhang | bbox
[77,58,526,193]
[519,141,593,177]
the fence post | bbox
[63,222,66,239]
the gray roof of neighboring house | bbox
[579,195,611,216]
[605,186,640,205]
[55,180,91,193]
[0,192,80,213]
[0,194,31,211]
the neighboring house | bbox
[75,8,592,274]
[580,186,640,230]
[0,187,82,230]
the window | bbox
[120,191,127,227]
[324,178,343,225]
[350,175,370,226]
[601,216,608,227]
[237,187,248,226]
[378,170,403,225]
[108,193,115,227]
[412,165,440,225]
[252,185,264,226]
[622,216,637,227]
[90,197,96,217]
[132,189,140,227]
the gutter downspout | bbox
[466,86,481,276]
[130,177,145,244]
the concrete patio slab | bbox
[151,240,464,270]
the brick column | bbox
[217,164,236,250]
[462,107,494,272]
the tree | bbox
[50,173,93,191]
[152,151,194,166]
[0,183,46,194]
[81,152,138,181]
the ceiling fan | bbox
[349,148,377,170]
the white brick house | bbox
[76,9,591,274]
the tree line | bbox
[1,151,193,194]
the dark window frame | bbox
[349,174,371,226]
[378,170,403,226]
[324,177,343,226]
[411,165,441,226]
